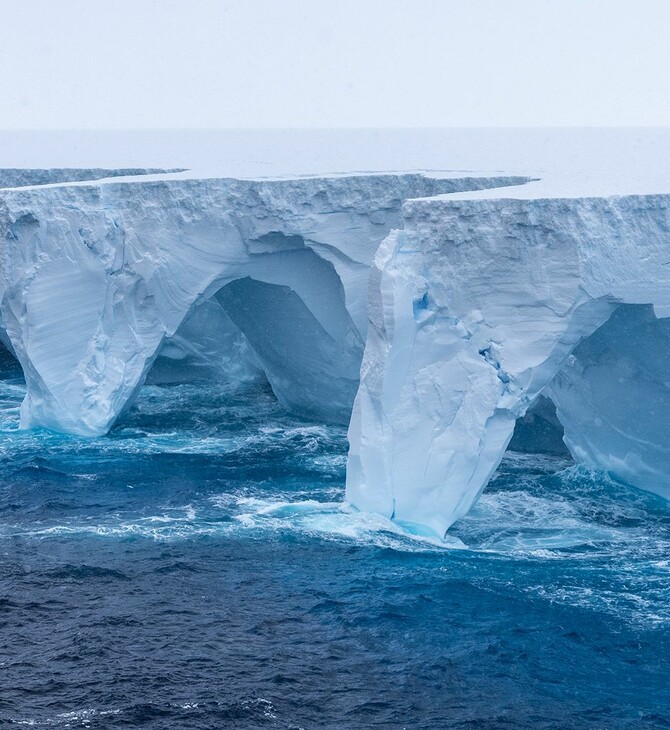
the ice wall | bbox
[0,173,525,436]
[346,194,670,534]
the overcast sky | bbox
[1,0,669,129]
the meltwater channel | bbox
[0,352,669,729]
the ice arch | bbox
[1,173,526,436]
[504,305,670,479]
[150,243,363,423]
[346,194,670,535]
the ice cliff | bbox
[0,172,523,437]
[2,166,670,534]
[346,191,670,534]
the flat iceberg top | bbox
[416,165,670,202]
[1,128,670,199]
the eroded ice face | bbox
[0,171,523,440]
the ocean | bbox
[1,357,669,728]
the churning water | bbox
[1,363,669,728]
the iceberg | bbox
[0,172,523,436]
[2,148,670,535]
[346,190,670,534]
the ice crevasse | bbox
[1,169,670,534]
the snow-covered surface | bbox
[1,128,669,532]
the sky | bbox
[0,0,669,130]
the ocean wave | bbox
[1,378,669,630]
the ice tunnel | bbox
[507,395,570,457]
[217,276,362,424]
[149,243,364,424]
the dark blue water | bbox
[1,364,669,728]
